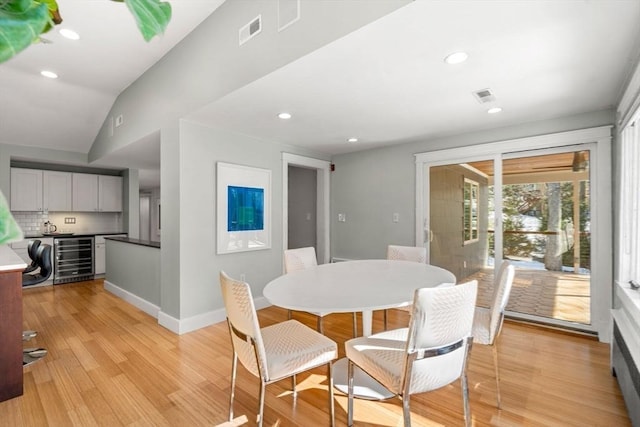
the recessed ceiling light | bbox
[487,107,503,114]
[347,138,358,143]
[59,28,80,40]
[444,51,468,65]
[278,112,292,119]
[40,70,58,79]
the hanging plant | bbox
[0,0,172,64]
[0,190,23,245]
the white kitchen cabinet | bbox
[43,171,72,211]
[94,237,105,275]
[98,175,123,212]
[10,168,43,211]
[11,168,72,212]
[72,173,99,212]
[72,173,122,212]
[94,234,126,274]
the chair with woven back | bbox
[471,260,515,408]
[345,280,478,426]
[220,271,338,427]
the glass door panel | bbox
[428,162,496,308]
[473,149,591,325]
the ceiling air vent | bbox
[472,88,496,104]
[239,15,262,46]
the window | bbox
[463,178,479,243]
[620,116,640,282]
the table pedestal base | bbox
[332,358,394,400]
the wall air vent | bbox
[473,88,496,104]
[239,15,262,46]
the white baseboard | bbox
[104,280,271,335]
[104,280,160,318]
[158,296,272,335]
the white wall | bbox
[330,109,616,260]
[157,120,330,329]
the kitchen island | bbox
[0,245,27,402]
[103,237,161,319]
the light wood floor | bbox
[1,279,629,426]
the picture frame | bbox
[217,162,272,254]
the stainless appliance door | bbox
[54,237,94,284]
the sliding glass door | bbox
[418,143,597,331]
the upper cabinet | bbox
[43,171,72,211]
[11,168,72,212]
[10,168,43,211]
[72,173,122,212]
[10,168,122,213]
[98,175,123,212]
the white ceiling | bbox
[2,1,640,188]
[188,0,640,155]
[0,0,225,150]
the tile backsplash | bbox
[12,211,123,236]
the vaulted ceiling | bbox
[2,0,639,189]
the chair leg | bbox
[492,344,502,409]
[352,312,358,337]
[347,361,354,426]
[317,316,324,334]
[258,381,266,427]
[401,395,412,426]
[292,374,297,398]
[461,373,471,427]
[383,309,388,330]
[229,353,238,421]
[288,309,292,320]
[328,362,335,427]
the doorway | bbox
[282,153,331,264]
[139,193,151,241]
[288,166,317,250]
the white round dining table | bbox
[263,259,456,337]
[263,259,456,400]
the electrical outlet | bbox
[393,213,400,223]
[115,114,124,127]
[338,213,346,222]
[64,217,76,224]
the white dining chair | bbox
[220,271,338,427]
[384,245,428,329]
[472,260,515,409]
[284,246,359,337]
[345,280,477,427]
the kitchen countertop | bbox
[105,236,160,249]
[0,245,28,272]
[24,232,127,239]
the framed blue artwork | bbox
[227,186,264,231]
[217,162,271,254]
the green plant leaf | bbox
[0,190,24,245]
[0,2,49,63]
[124,0,171,42]
[0,0,33,14]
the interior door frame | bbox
[415,126,613,342]
[282,153,331,264]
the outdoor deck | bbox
[465,266,591,325]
